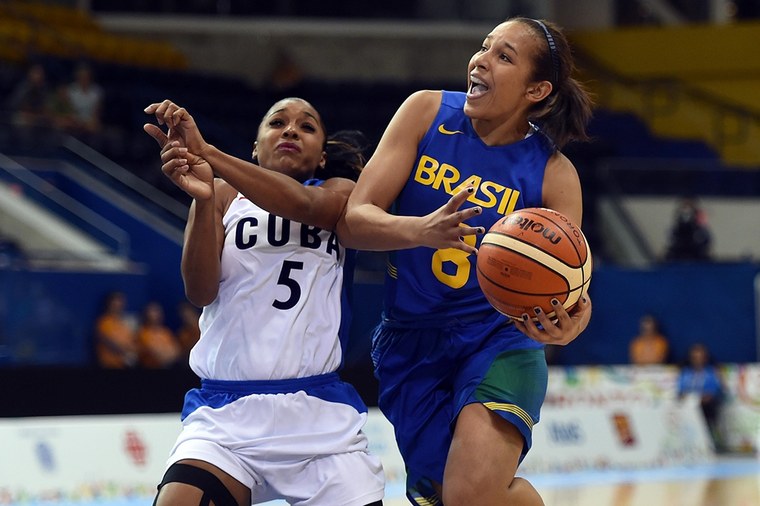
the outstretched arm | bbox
[342,90,483,253]
[143,117,225,307]
[144,100,350,231]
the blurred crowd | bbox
[94,290,200,370]
[2,61,121,155]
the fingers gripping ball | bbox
[476,207,592,322]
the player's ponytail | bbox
[518,18,594,150]
[320,129,370,182]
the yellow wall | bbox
[572,22,760,78]
[571,22,760,167]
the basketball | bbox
[476,207,592,322]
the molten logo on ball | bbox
[503,215,562,245]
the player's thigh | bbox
[443,403,523,496]
[271,450,384,506]
[155,458,250,506]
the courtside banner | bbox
[521,366,714,473]
[0,410,403,504]
[718,363,760,453]
[1,366,756,501]
[0,414,180,502]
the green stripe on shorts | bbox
[474,348,547,428]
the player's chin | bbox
[463,101,482,119]
[463,96,492,118]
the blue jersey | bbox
[384,91,554,322]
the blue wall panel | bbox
[560,262,759,365]
[0,269,150,365]
[1,263,757,367]
[346,262,760,367]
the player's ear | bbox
[252,141,258,161]
[319,150,326,170]
[526,81,552,103]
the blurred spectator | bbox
[48,84,78,132]
[65,63,104,138]
[267,49,305,93]
[629,314,670,365]
[5,63,54,149]
[0,233,27,269]
[665,197,712,262]
[63,62,126,158]
[677,342,725,451]
[6,63,51,126]
[95,291,138,368]
[175,300,201,363]
[137,301,182,368]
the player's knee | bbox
[443,476,543,506]
[441,473,516,506]
[153,463,239,506]
[441,476,481,506]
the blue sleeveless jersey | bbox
[384,91,554,322]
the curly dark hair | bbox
[319,129,370,182]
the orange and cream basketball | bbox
[476,207,592,321]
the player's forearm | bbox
[341,203,423,251]
[181,198,221,306]
[202,145,318,224]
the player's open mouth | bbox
[467,75,489,99]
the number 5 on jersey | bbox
[273,260,303,310]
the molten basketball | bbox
[476,207,592,322]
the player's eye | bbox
[268,119,284,127]
[301,123,316,133]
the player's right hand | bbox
[417,185,484,255]
[515,293,592,346]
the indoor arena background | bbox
[1,1,759,505]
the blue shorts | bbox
[371,310,547,504]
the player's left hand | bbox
[514,294,592,346]
[144,100,209,157]
[143,122,214,201]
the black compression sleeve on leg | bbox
[155,462,238,506]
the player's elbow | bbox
[339,206,366,249]
[185,289,216,308]
[182,279,218,308]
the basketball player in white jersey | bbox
[143,98,385,506]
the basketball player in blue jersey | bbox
[343,18,594,505]
[143,98,385,506]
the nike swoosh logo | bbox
[438,124,464,135]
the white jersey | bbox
[189,191,346,381]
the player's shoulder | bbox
[321,176,355,190]
[213,178,237,197]
[405,89,443,109]
[320,176,356,198]
[214,178,239,212]
[546,150,577,174]
[393,90,444,137]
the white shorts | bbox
[166,375,385,506]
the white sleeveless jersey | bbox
[189,192,346,380]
